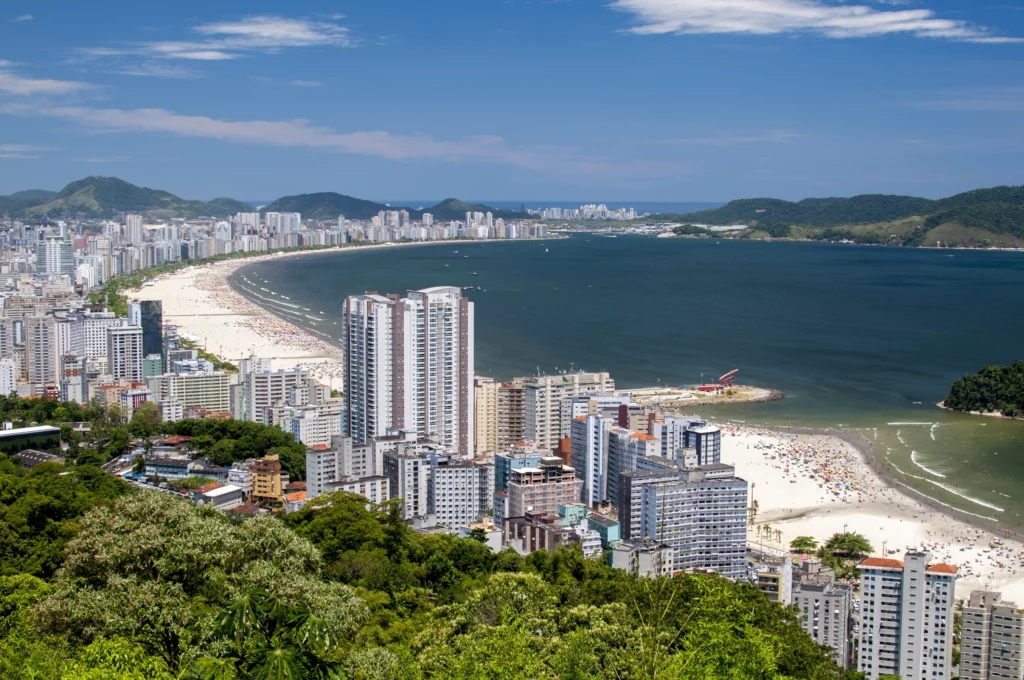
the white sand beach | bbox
[723,425,1024,603]
[131,249,353,390]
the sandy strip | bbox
[723,424,1024,603]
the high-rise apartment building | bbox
[129,300,164,366]
[107,325,144,381]
[959,590,1024,680]
[0,358,16,396]
[570,415,613,506]
[24,315,58,386]
[429,454,489,530]
[343,287,474,455]
[497,380,526,448]
[474,376,499,455]
[524,372,614,450]
[37,234,75,276]
[239,366,311,423]
[125,214,145,244]
[147,371,232,414]
[795,561,853,669]
[504,457,583,523]
[637,464,748,580]
[857,552,957,680]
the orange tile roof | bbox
[574,416,586,422]
[860,557,904,569]
[630,433,658,441]
[927,563,958,574]
[307,444,331,451]
[285,491,307,503]
[196,482,223,494]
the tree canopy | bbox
[946,361,1024,418]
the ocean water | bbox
[231,235,1024,527]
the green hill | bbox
[946,361,1024,418]
[259,193,531,221]
[428,197,530,221]
[20,177,248,219]
[260,192,398,220]
[7,189,56,201]
[660,184,1024,248]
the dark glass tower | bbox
[139,300,163,367]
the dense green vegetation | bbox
[0,476,864,679]
[946,361,1024,418]
[0,395,308,480]
[260,191,408,221]
[656,184,1024,248]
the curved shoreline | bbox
[745,422,1018,539]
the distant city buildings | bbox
[526,204,646,221]
[960,590,1024,680]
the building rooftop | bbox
[202,484,242,498]
[630,433,658,441]
[14,449,65,468]
[0,425,61,439]
[859,557,905,569]
[927,563,958,575]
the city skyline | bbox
[0,1,1022,201]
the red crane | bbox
[718,369,739,387]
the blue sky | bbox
[0,0,1022,202]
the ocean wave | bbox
[896,431,906,445]
[924,479,1004,513]
[894,482,998,522]
[930,423,939,441]
[910,450,946,478]
[887,422,934,426]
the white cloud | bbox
[611,0,1021,43]
[0,66,89,95]
[0,143,48,159]
[27,104,685,180]
[78,15,356,69]
[912,86,1024,111]
[658,130,805,145]
[12,14,33,22]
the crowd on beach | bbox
[722,423,1024,593]
[147,259,344,376]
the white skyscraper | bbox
[343,286,474,455]
[857,552,957,680]
[0,358,16,396]
[107,325,144,381]
[125,214,144,244]
[37,234,75,276]
[525,372,615,450]
[24,315,58,386]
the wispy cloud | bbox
[23,104,684,180]
[911,86,1024,111]
[0,144,48,159]
[252,76,323,87]
[0,65,90,95]
[657,130,805,145]
[11,14,32,22]
[78,14,355,67]
[611,0,1021,43]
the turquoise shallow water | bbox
[231,235,1024,527]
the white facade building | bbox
[107,325,144,382]
[343,287,474,455]
[524,372,615,450]
[857,552,957,680]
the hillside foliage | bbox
[0,477,862,679]
[946,361,1024,418]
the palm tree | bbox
[191,589,341,680]
[747,500,760,527]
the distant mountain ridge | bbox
[259,192,531,221]
[657,185,1024,248]
[1,176,531,222]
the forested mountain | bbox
[2,176,531,223]
[660,184,1024,248]
[259,191,401,220]
[259,192,531,221]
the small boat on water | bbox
[472,272,478,276]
